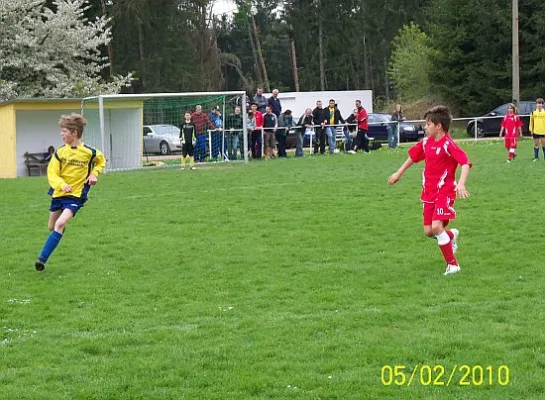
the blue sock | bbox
[535,147,539,159]
[542,147,545,158]
[38,231,63,263]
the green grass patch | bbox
[1,139,544,399]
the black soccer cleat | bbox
[35,259,45,272]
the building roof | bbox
[0,98,83,105]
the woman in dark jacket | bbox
[296,108,313,157]
[343,108,359,152]
[390,104,405,148]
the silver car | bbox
[143,124,182,155]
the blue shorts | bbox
[50,197,84,216]
[533,134,545,140]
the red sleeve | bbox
[408,140,425,163]
[449,142,471,167]
[501,116,507,128]
[516,116,523,128]
[358,109,367,121]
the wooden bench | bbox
[24,152,51,176]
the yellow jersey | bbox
[329,107,335,125]
[530,109,545,135]
[47,143,106,201]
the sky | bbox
[211,0,238,17]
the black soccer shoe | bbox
[35,260,45,271]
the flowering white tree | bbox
[0,0,132,100]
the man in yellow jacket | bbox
[35,113,106,271]
[530,98,545,161]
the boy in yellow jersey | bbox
[180,112,197,170]
[35,113,106,271]
[529,98,545,161]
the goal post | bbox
[81,91,248,172]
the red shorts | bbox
[422,193,456,226]
[504,137,518,150]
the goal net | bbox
[80,91,248,172]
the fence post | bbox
[261,128,264,158]
[208,130,212,160]
[396,121,400,148]
[474,118,478,140]
[222,130,226,161]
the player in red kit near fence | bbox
[499,103,523,162]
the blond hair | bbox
[59,113,87,138]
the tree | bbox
[0,0,132,100]
[426,0,511,115]
[388,23,434,101]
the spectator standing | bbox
[263,105,278,159]
[191,105,216,162]
[344,108,358,153]
[390,104,405,148]
[209,107,223,160]
[246,111,256,158]
[353,100,370,154]
[267,89,282,117]
[250,103,264,158]
[326,99,345,153]
[277,109,295,158]
[225,106,244,160]
[296,108,313,157]
[253,88,268,114]
[312,100,329,154]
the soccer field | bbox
[1,140,544,399]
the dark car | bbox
[466,101,536,137]
[365,113,425,142]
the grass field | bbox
[1,139,545,399]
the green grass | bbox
[1,140,545,399]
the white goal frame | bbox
[81,91,249,171]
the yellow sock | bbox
[189,156,194,168]
[181,156,186,168]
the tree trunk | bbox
[136,19,146,90]
[384,56,390,101]
[363,34,369,89]
[250,13,270,92]
[290,37,300,91]
[348,51,359,88]
[247,17,262,83]
[100,0,114,76]
[318,10,325,91]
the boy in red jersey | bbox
[388,105,471,276]
[499,103,523,162]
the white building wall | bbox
[15,108,141,176]
[263,90,373,120]
[15,110,79,177]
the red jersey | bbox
[254,111,264,128]
[408,134,471,202]
[357,107,368,130]
[501,114,522,138]
[191,112,214,133]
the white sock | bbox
[435,231,450,246]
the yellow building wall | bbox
[0,105,17,178]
